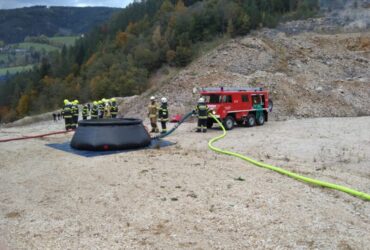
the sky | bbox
[0,0,133,9]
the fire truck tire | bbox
[223,116,234,130]
[246,114,256,127]
[256,113,265,126]
[207,119,214,129]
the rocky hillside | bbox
[122,2,370,120]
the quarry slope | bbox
[123,5,370,120]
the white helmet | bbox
[161,97,168,103]
[150,96,155,101]
[198,97,205,103]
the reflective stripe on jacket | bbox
[62,105,73,118]
[110,105,118,115]
[91,105,99,117]
[195,104,209,119]
[82,107,88,116]
[159,104,169,122]
[72,104,79,117]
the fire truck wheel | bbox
[246,114,256,127]
[223,116,234,130]
[256,113,265,126]
[207,119,214,129]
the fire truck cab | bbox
[200,87,273,130]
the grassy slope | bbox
[0,54,7,63]
[49,36,79,47]
[0,36,79,75]
[0,65,34,75]
[17,42,60,52]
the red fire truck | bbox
[200,87,273,130]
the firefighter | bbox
[193,97,209,133]
[98,100,104,119]
[148,96,159,133]
[71,100,79,129]
[103,99,111,118]
[61,100,73,131]
[91,101,99,120]
[253,96,263,123]
[82,104,89,120]
[158,97,169,134]
[110,98,118,118]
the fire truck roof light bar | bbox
[201,87,264,92]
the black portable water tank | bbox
[70,118,151,151]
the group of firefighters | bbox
[90,98,119,120]
[61,98,119,130]
[148,96,210,134]
[61,96,210,133]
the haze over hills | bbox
[0,6,120,44]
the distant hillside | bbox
[0,35,80,76]
[0,0,321,122]
[0,6,120,44]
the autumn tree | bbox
[175,46,192,66]
[175,0,187,12]
[166,50,176,65]
[16,94,30,116]
[152,25,162,48]
[160,0,174,14]
[116,31,129,48]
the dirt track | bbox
[0,117,369,249]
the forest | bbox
[0,0,319,122]
[0,6,119,44]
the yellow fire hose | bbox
[208,114,370,201]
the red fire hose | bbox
[0,130,74,143]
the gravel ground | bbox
[0,117,369,249]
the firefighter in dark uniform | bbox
[159,97,169,134]
[148,96,159,133]
[91,101,99,120]
[110,98,118,118]
[61,100,73,131]
[193,97,209,133]
[71,100,79,129]
[98,100,104,119]
[82,104,89,120]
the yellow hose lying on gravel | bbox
[208,114,370,201]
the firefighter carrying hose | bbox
[61,100,73,131]
[148,96,159,133]
[110,98,118,118]
[193,97,209,133]
[91,101,99,120]
[159,97,169,134]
